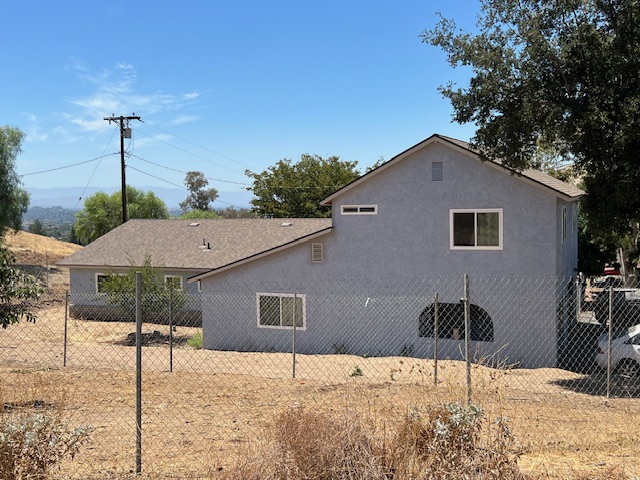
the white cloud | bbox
[23,113,48,142]
[65,62,200,133]
[171,114,200,125]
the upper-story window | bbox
[432,161,443,181]
[341,205,378,215]
[450,209,503,250]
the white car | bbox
[596,324,640,377]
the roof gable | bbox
[320,134,584,205]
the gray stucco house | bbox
[189,134,584,367]
[58,217,332,324]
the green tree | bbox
[0,126,30,233]
[100,255,187,320]
[74,186,170,245]
[180,209,220,220]
[179,171,218,212]
[28,219,46,236]
[246,154,361,218]
[422,0,640,239]
[216,206,258,219]
[0,238,43,328]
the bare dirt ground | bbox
[1,233,639,479]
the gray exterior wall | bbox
[68,267,203,324]
[199,142,580,367]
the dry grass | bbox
[1,233,639,479]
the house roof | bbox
[58,218,333,271]
[320,134,585,205]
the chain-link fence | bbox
[2,274,640,478]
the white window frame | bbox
[450,209,503,250]
[256,293,306,330]
[164,275,184,291]
[95,273,110,294]
[341,204,378,215]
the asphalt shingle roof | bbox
[58,218,333,271]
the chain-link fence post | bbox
[292,293,297,379]
[464,273,471,406]
[63,290,68,367]
[606,285,613,399]
[169,287,173,373]
[433,292,439,386]
[136,271,143,474]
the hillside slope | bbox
[3,230,82,266]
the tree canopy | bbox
[179,171,218,212]
[0,238,43,328]
[422,0,640,239]
[74,186,170,244]
[0,126,30,233]
[246,154,361,218]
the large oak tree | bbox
[422,0,640,242]
[74,186,169,244]
[246,154,360,218]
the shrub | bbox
[0,413,92,479]
[187,331,203,349]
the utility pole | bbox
[104,114,142,224]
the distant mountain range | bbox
[26,186,253,210]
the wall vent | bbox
[312,243,323,263]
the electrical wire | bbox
[127,153,251,187]
[126,164,240,208]
[138,120,253,170]
[132,127,245,174]
[19,153,118,176]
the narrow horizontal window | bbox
[341,205,378,215]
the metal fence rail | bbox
[1,274,639,478]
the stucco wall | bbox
[198,142,575,367]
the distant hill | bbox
[26,186,253,210]
[4,229,82,266]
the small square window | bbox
[164,275,183,291]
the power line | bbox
[138,121,253,169]
[132,127,245,175]
[127,154,251,187]
[19,153,118,176]
[126,164,241,209]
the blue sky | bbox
[4,1,480,206]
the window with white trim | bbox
[341,205,378,215]
[257,293,305,329]
[164,275,183,291]
[450,209,503,249]
[95,273,110,294]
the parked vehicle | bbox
[591,288,640,328]
[595,323,640,377]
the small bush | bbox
[0,413,92,479]
[220,402,524,480]
[187,331,203,349]
[350,365,363,377]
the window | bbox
[95,273,109,294]
[164,275,183,291]
[450,209,502,249]
[419,302,494,342]
[341,205,378,215]
[432,161,443,181]
[312,243,323,263]
[257,293,305,329]
[562,206,567,243]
